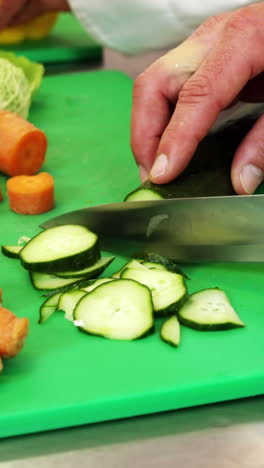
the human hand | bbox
[131,3,264,195]
[0,0,69,29]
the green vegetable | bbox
[178,288,245,331]
[160,316,181,348]
[74,279,154,340]
[0,52,44,118]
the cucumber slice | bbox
[160,316,181,348]
[1,245,23,258]
[121,268,187,316]
[55,257,115,279]
[39,292,62,324]
[74,279,154,340]
[58,289,87,322]
[30,271,90,292]
[111,259,146,279]
[178,288,245,331]
[124,187,164,202]
[20,225,100,273]
[82,278,115,292]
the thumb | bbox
[231,115,264,194]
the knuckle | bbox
[224,8,258,36]
[178,74,213,106]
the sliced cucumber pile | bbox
[3,225,245,347]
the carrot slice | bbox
[0,111,47,176]
[7,172,54,215]
[0,307,29,358]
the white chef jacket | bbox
[68,0,261,54]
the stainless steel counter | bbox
[1,49,264,468]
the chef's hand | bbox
[131,3,264,195]
[0,0,70,28]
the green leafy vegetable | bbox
[0,51,44,118]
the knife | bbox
[40,195,264,263]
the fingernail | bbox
[139,165,148,183]
[150,154,168,179]
[240,164,264,194]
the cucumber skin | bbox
[160,329,179,348]
[155,290,188,317]
[77,324,155,341]
[20,238,100,273]
[178,316,245,331]
[134,118,257,199]
[1,245,22,259]
[55,257,115,279]
[38,292,62,324]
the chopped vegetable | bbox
[74,279,154,340]
[55,256,115,279]
[82,278,115,292]
[124,187,164,202]
[20,225,100,273]
[0,111,47,176]
[111,259,146,278]
[143,252,188,277]
[39,292,62,324]
[121,268,187,316]
[1,245,23,258]
[0,52,43,118]
[160,316,181,348]
[178,288,244,331]
[58,289,87,322]
[30,271,91,292]
[7,172,54,215]
[0,306,29,359]
[0,13,58,44]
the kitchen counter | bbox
[1,48,264,468]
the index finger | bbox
[150,6,264,183]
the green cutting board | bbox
[1,71,264,439]
[0,13,102,64]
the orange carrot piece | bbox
[0,110,47,176]
[0,307,29,358]
[7,172,54,215]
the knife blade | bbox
[40,195,264,262]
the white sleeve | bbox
[68,0,260,55]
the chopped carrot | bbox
[7,172,54,215]
[0,307,29,358]
[0,110,47,177]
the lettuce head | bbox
[0,51,44,118]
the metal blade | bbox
[40,195,264,262]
